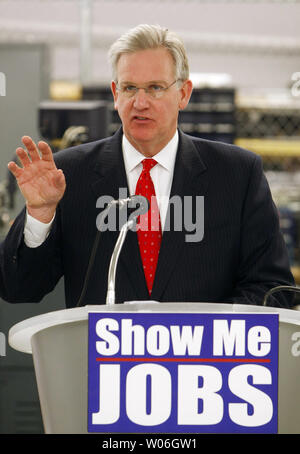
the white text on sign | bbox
[95,318,271,357]
[88,312,278,433]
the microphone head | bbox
[128,195,149,212]
[117,197,131,209]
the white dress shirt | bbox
[122,130,178,230]
[24,131,179,247]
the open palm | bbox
[8,136,66,221]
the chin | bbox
[128,130,156,144]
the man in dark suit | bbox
[0,24,295,308]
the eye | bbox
[123,85,137,93]
[148,84,164,93]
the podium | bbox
[8,302,300,434]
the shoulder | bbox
[51,131,122,181]
[185,132,259,163]
[181,132,262,176]
[53,135,114,167]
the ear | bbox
[111,80,119,110]
[178,79,193,110]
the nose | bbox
[133,88,150,109]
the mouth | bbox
[132,116,152,122]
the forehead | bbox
[116,47,175,83]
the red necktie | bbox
[135,159,162,295]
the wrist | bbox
[26,204,57,224]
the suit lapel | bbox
[89,128,209,302]
[90,128,127,200]
[90,128,149,299]
[151,131,208,301]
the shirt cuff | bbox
[24,211,56,248]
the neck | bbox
[124,130,178,157]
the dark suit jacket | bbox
[0,128,295,308]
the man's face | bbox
[111,47,192,156]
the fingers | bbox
[37,140,55,163]
[16,146,32,168]
[21,135,55,164]
[8,136,57,181]
[13,136,55,168]
[22,136,41,162]
[7,160,22,178]
[53,169,66,189]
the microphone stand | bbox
[76,195,147,307]
[106,218,135,306]
[105,197,147,305]
[76,202,115,308]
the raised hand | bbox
[8,136,66,223]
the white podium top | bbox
[8,301,300,354]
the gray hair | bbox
[108,24,189,82]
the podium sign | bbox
[88,311,278,433]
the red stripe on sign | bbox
[95,357,270,363]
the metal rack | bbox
[235,92,300,278]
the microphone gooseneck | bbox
[76,195,148,307]
[106,218,135,306]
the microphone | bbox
[76,195,148,307]
[116,195,148,210]
[96,195,148,231]
[105,217,136,306]
[105,195,148,209]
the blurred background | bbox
[0,0,300,433]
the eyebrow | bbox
[119,80,168,85]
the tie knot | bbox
[142,158,157,173]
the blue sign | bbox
[88,312,278,433]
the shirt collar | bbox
[122,130,179,173]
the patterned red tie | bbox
[135,158,162,295]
